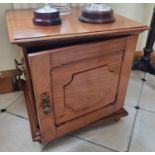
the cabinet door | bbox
[28,53,57,143]
[52,52,123,125]
[28,37,127,138]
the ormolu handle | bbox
[41,92,52,114]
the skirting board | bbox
[134,51,155,63]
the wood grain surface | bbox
[6,8,148,45]
[6,8,148,143]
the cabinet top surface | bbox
[6,8,148,45]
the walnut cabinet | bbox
[6,8,148,143]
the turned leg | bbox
[133,6,155,75]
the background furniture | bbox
[133,6,155,75]
[6,8,148,144]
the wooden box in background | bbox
[0,69,16,94]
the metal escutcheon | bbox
[41,92,52,114]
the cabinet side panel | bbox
[28,53,56,143]
[22,48,40,141]
[114,35,138,111]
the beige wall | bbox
[141,4,154,49]
[0,3,154,71]
[0,4,20,71]
[111,3,145,50]
[111,3,154,51]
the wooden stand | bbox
[133,7,155,75]
[79,4,115,24]
[6,8,148,144]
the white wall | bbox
[0,3,154,71]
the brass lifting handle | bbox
[41,92,52,114]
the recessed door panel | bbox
[52,52,123,125]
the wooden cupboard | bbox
[6,8,148,143]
